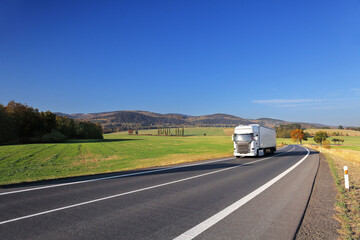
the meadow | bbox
[0,128,234,185]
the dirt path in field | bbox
[295,153,339,239]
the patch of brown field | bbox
[67,160,84,168]
[79,146,87,165]
[305,144,360,239]
[305,129,360,137]
[338,145,360,147]
[223,128,234,136]
[69,153,102,167]
[85,148,99,167]
[43,154,57,162]
[307,145,360,167]
[78,146,99,166]
[103,155,122,161]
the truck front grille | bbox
[236,143,250,154]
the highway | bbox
[0,145,319,240]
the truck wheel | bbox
[236,156,241,158]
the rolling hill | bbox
[55,111,329,133]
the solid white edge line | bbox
[173,146,310,240]
[0,146,295,225]
[0,145,291,196]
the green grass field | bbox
[2,127,360,185]
[0,130,233,185]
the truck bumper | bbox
[234,151,257,157]
[234,149,264,157]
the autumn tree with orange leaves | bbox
[290,129,307,144]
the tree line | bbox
[157,127,184,136]
[0,101,103,145]
[275,124,303,138]
[345,127,360,131]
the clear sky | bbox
[1,0,360,126]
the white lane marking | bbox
[0,145,290,196]
[0,146,295,225]
[174,146,310,240]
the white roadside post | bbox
[344,166,349,189]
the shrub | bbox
[323,140,331,149]
[41,129,67,143]
[314,131,328,144]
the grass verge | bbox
[305,145,360,240]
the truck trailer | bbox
[232,124,276,157]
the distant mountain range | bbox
[55,110,330,133]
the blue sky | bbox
[1,0,360,126]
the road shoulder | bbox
[295,152,339,239]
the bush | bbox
[323,140,331,149]
[314,131,328,144]
[41,129,67,143]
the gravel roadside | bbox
[295,152,340,239]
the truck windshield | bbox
[234,134,253,143]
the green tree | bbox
[41,111,57,133]
[0,104,17,144]
[338,125,344,129]
[56,116,76,138]
[314,131,328,145]
[6,101,42,138]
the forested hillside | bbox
[57,110,328,133]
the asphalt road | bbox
[0,145,319,240]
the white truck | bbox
[232,124,276,157]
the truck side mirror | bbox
[232,135,234,141]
